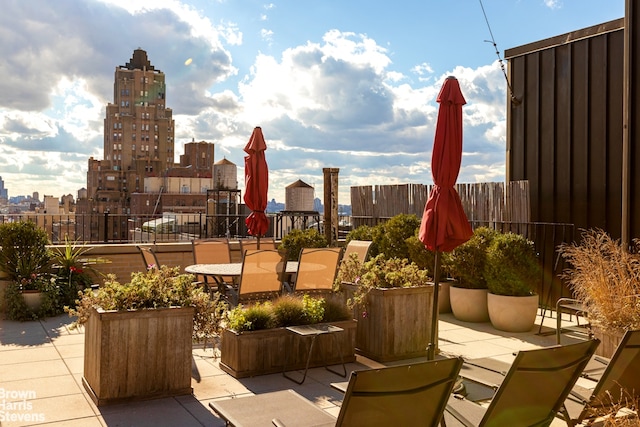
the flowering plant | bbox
[335,253,430,317]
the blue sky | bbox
[0,0,625,204]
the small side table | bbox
[283,324,347,384]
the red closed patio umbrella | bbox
[419,76,473,360]
[244,127,270,247]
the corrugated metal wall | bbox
[505,18,635,240]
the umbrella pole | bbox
[427,250,441,360]
[257,236,261,250]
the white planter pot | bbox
[487,293,538,332]
[449,287,489,322]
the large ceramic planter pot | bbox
[82,306,194,406]
[449,286,490,322]
[592,326,625,359]
[21,289,43,312]
[342,283,435,362]
[220,319,356,378]
[487,293,538,332]
[430,279,453,314]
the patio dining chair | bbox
[191,238,233,292]
[444,339,600,427]
[342,240,372,264]
[210,357,463,427]
[239,238,278,254]
[225,249,287,306]
[137,245,160,270]
[287,247,342,294]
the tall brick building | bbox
[85,48,175,214]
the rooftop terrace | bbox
[0,312,596,427]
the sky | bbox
[0,0,625,206]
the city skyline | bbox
[0,1,625,205]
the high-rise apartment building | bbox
[85,48,175,214]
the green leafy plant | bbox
[0,221,51,283]
[51,235,107,308]
[484,232,540,296]
[226,302,275,332]
[225,294,350,332]
[405,231,449,281]
[447,226,499,289]
[279,228,327,261]
[559,229,640,333]
[4,277,60,321]
[372,214,421,260]
[67,266,227,341]
[336,254,430,314]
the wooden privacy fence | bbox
[350,181,576,313]
[350,181,530,227]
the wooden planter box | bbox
[592,326,626,359]
[342,283,435,362]
[220,319,356,378]
[82,306,195,406]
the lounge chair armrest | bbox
[272,418,286,427]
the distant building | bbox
[83,48,175,215]
[0,176,7,202]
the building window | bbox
[132,133,136,140]
[132,124,136,130]
[132,144,136,151]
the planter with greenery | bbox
[279,228,328,261]
[0,221,60,320]
[447,227,498,322]
[336,254,434,362]
[559,229,640,357]
[220,294,355,378]
[485,232,541,332]
[68,266,226,405]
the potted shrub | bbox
[0,221,59,320]
[51,236,107,309]
[67,266,226,405]
[406,232,453,313]
[279,228,327,261]
[484,232,541,332]
[559,229,640,357]
[220,294,355,378]
[336,254,434,362]
[447,227,498,322]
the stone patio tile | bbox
[64,356,84,375]
[50,333,85,346]
[197,397,241,427]
[2,393,97,426]
[52,342,84,359]
[177,395,230,426]
[31,416,103,427]
[97,397,202,427]
[191,371,252,400]
[0,359,70,382]
[1,374,82,401]
[0,345,60,364]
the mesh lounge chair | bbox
[288,247,342,294]
[209,357,463,427]
[342,240,372,264]
[444,339,600,427]
[137,245,160,270]
[226,249,286,305]
[561,330,640,426]
[191,238,233,292]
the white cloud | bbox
[0,0,508,204]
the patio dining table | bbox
[185,262,298,288]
